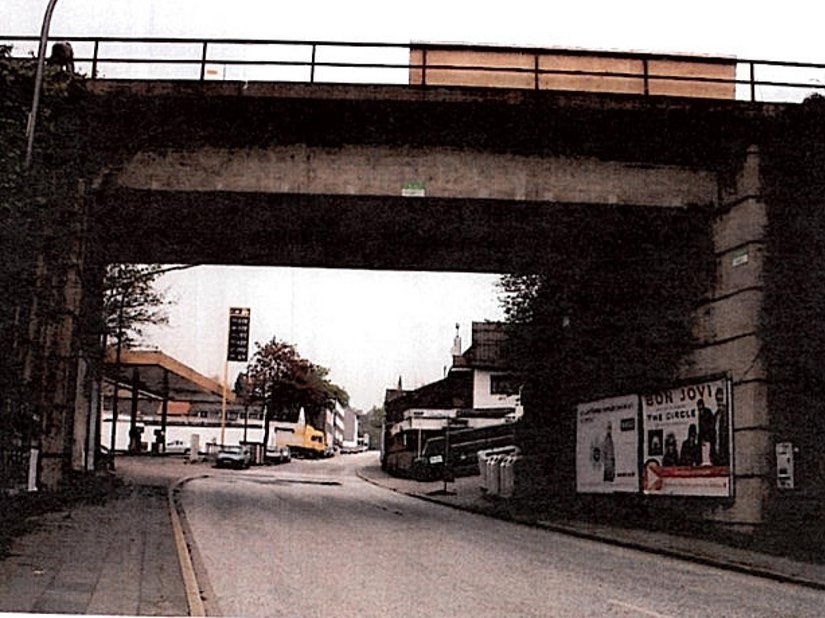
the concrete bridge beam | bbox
[116,144,718,209]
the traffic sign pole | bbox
[220,360,229,446]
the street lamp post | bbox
[25,0,61,171]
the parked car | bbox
[215,445,252,469]
[339,444,368,454]
[165,439,190,456]
[265,445,291,464]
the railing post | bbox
[91,39,99,79]
[310,43,317,83]
[200,41,208,81]
[422,48,427,86]
[534,53,540,90]
[749,61,756,102]
[642,58,650,95]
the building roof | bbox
[384,371,473,424]
[383,322,516,423]
[452,322,512,370]
[155,401,191,416]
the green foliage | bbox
[360,405,384,450]
[245,336,350,429]
[760,94,825,499]
[499,213,713,492]
[102,264,172,348]
[0,48,96,447]
[0,50,89,292]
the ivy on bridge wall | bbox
[500,203,715,511]
[761,95,825,507]
[0,48,101,488]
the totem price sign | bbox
[226,307,251,362]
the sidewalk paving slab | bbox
[0,458,192,617]
[357,463,825,591]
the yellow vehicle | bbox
[272,422,327,458]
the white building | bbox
[384,322,522,445]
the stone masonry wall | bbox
[688,146,772,529]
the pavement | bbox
[2,454,825,618]
[0,456,197,617]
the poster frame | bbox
[573,373,735,500]
[639,373,734,499]
[575,393,642,495]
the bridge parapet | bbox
[4,36,825,104]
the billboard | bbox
[641,377,732,497]
[576,395,640,493]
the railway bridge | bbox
[5,37,825,531]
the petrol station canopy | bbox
[104,348,231,403]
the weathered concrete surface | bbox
[92,188,699,272]
[64,80,793,532]
[117,145,717,207]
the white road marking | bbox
[609,599,676,618]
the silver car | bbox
[215,445,252,469]
[165,439,190,456]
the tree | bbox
[360,405,384,451]
[245,338,311,412]
[244,336,349,447]
[102,263,194,457]
[296,365,350,428]
[498,217,713,497]
[102,264,172,349]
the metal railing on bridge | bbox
[3,35,825,103]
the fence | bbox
[3,36,825,103]
[0,444,38,494]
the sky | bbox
[4,1,825,63]
[5,1,823,410]
[135,267,503,411]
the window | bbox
[490,374,520,396]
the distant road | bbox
[179,453,824,617]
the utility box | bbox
[189,434,200,462]
[776,442,795,489]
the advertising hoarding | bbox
[576,394,640,493]
[641,377,732,497]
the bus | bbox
[384,421,519,480]
[410,423,518,481]
[383,427,442,477]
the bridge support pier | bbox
[17,179,93,490]
[688,145,771,531]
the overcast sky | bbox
[5,1,822,410]
[140,267,502,411]
[4,1,824,62]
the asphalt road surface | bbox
[179,453,825,617]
